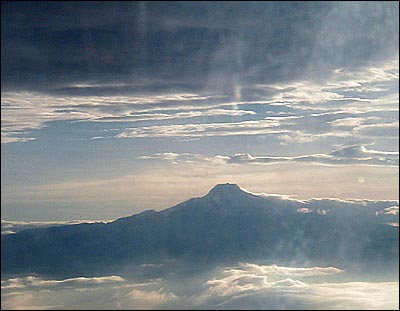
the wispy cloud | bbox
[140,144,399,167]
[117,118,287,138]
[277,130,351,144]
[2,58,397,144]
[354,121,399,138]
[1,275,125,290]
[1,219,113,235]
[1,91,225,143]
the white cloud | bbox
[1,275,125,290]
[127,289,177,310]
[297,207,312,214]
[139,152,226,165]
[329,117,375,128]
[376,206,399,216]
[195,263,398,310]
[117,119,286,138]
[1,275,176,310]
[1,219,113,235]
[0,91,239,143]
[1,292,55,310]
[278,130,351,144]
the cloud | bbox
[2,263,397,310]
[380,206,399,216]
[201,263,342,299]
[256,58,398,107]
[354,121,399,138]
[329,117,379,128]
[127,289,177,310]
[2,57,398,144]
[117,119,286,138]
[1,91,228,143]
[139,152,227,165]
[375,206,399,227]
[1,219,112,235]
[225,145,399,166]
[3,2,398,92]
[195,263,398,310]
[0,292,55,310]
[140,144,399,167]
[277,130,351,144]
[1,274,177,310]
[1,276,125,290]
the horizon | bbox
[2,1,399,222]
[2,181,399,222]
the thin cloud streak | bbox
[140,144,399,167]
[1,59,398,143]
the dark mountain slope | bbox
[2,184,398,278]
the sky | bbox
[1,1,399,221]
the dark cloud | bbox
[2,1,398,93]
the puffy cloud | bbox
[195,263,398,310]
[1,274,177,310]
[127,289,177,310]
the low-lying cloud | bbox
[2,263,398,310]
[1,219,112,235]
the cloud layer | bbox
[1,1,398,224]
[2,263,398,310]
[140,144,399,167]
[1,219,112,235]
[1,58,398,144]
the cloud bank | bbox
[2,263,398,310]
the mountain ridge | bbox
[1,184,398,278]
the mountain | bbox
[1,183,398,278]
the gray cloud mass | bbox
[1,263,398,310]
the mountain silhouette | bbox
[1,184,398,278]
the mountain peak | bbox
[207,183,245,196]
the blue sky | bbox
[1,1,399,220]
